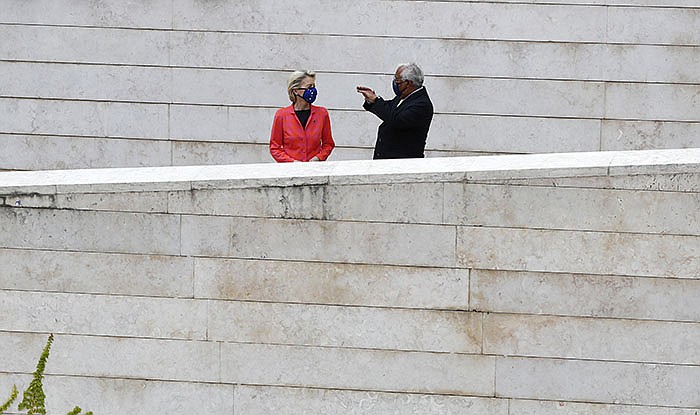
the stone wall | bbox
[2,1,700,170]
[0,149,699,413]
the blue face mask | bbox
[300,87,317,104]
[392,80,401,96]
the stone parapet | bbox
[0,149,699,412]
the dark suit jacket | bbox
[363,87,434,159]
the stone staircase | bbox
[2,1,700,170]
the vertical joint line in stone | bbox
[166,189,171,215]
[440,182,445,224]
[205,298,210,341]
[493,355,498,400]
[600,84,607,153]
[481,308,485,356]
[169,0,175,49]
[218,341,223,384]
[467,267,472,310]
[231,383,236,415]
[604,4,610,46]
[453,224,458,272]
[600,5,610,154]
[191,256,197,300]
[178,214,183,257]
[321,184,329,220]
[168,103,173,166]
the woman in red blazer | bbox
[269,70,335,162]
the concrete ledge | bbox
[1,148,699,191]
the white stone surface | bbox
[1,61,171,103]
[170,182,445,223]
[3,1,699,170]
[606,83,700,122]
[7,1,696,46]
[430,115,600,153]
[602,120,700,151]
[168,31,700,83]
[496,357,700,407]
[0,134,172,170]
[0,98,602,157]
[494,171,700,193]
[445,182,700,234]
[324,182,445,223]
[484,313,700,364]
[2,1,700,412]
[0,0,172,28]
[181,215,456,267]
[2,62,610,118]
[45,376,233,415]
[602,43,700,83]
[0,373,233,414]
[0,248,193,297]
[168,186,325,219]
[208,301,481,353]
[172,0,387,35]
[40,334,220,382]
[0,290,206,340]
[194,257,468,309]
[5,188,170,212]
[55,190,169,212]
[170,104,272,143]
[457,226,700,278]
[0,208,180,255]
[608,149,700,175]
[0,148,699,410]
[173,141,274,165]
[0,25,169,65]
[172,1,608,42]
[0,332,213,382]
[169,105,376,147]
[1,148,696,190]
[509,399,700,415]
[471,269,700,321]
[390,2,608,42]
[607,6,700,45]
[173,142,375,166]
[480,1,700,5]
[234,385,508,415]
[221,342,495,395]
[168,107,601,154]
[0,98,169,139]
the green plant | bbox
[0,334,93,415]
[0,386,18,413]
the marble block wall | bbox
[0,149,699,413]
[2,1,700,170]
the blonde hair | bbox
[287,70,316,102]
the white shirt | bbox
[397,86,424,108]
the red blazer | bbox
[269,105,335,162]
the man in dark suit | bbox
[357,63,434,159]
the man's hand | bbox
[356,86,378,104]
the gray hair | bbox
[397,63,424,87]
[287,70,316,101]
